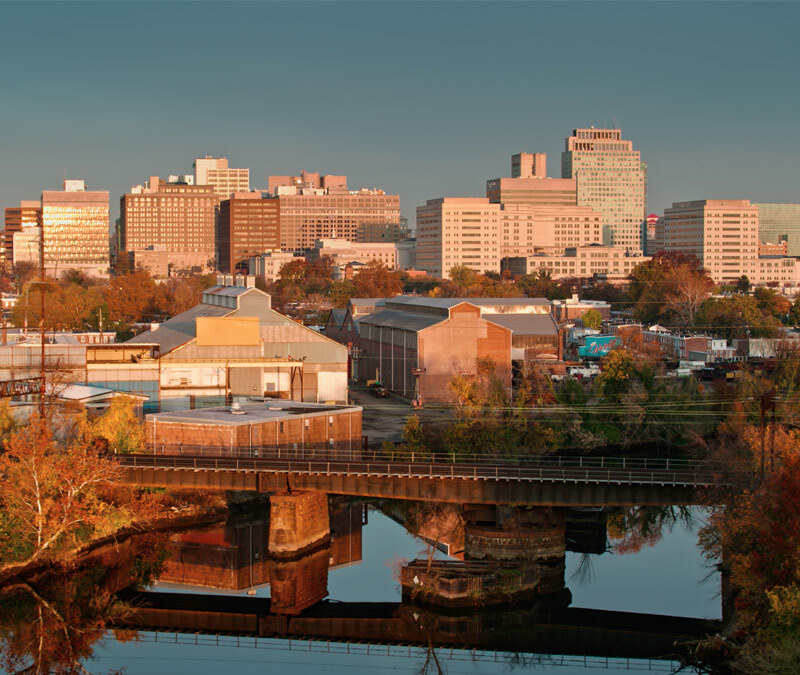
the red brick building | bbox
[218,192,280,273]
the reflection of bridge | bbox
[115,590,720,662]
[117,453,711,506]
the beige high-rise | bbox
[267,173,400,251]
[194,156,250,200]
[562,128,647,252]
[662,199,800,285]
[416,197,601,278]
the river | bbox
[0,498,718,675]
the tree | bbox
[694,295,782,339]
[0,417,122,565]
[90,396,145,454]
[736,275,752,293]
[595,349,635,400]
[353,260,404,298]
[102,270,158,324]
[754,287,791,320]
[582,308,603,330]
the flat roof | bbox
[147,400,362,426]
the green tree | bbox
[582,308,603,330]
[694,295,782,339]
[736,275,752,293]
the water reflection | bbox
[0,497,717,675]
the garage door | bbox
[317,371,347,403]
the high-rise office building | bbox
[194,156,250,200]
[4,200,41,270]
[416,198,601,277]
[120,177,218,274]
[662,199,800,285]
[562,128,647,252]
[218,192,280,273]
[756,203,800,256]
[41,180,109,277]
[267,172,400,251]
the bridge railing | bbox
[139,443,716,472]
[117,453,718,486]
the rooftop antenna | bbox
[612,115,619,130]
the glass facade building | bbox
[41,181,109,277]
[562,128,647,253]
[756,203,800,256]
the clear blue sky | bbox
[0,1,798,227]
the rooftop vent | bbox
[230,402,246,415]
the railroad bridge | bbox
[116,450,715,506]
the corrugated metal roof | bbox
[126,303,231,354]
[386,297,550,309]
[358,309,444,331]
[484,313,559,335]
[327,308,346,328]
[349,298,385,307]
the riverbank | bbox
[0,493,232,587]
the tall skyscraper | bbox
[41,180,109,277]
[194,156,250,200]
[218,192,280,273]
[756,203,800,256]
[562,128,647,252]
[120,177,218,274]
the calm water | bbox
[0,501,717,675]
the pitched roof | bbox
[327,308,347,329]
[126,303,231,353]
[484,313,559,335]
[358,309,445,331]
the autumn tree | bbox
[352,260,404,298]
[90,396,145,453]
[102,270,158,324]
[0,417,122,565]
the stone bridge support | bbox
[268,491,330,559]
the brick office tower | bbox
[120,177,218,274]
[562,128,647,253]
[218,192,280,273]
[267,171,400,251]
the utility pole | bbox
[39,216,45,418]
[759,388,776,476]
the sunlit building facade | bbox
[3,200,41,270]
[218,192,280,273]
[41,180,109,277]
[120,177,218,274]
[194,156,250,200]
[562,128,647,253]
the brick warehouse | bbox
[146,400,362,454]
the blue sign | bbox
[578,335,621,359]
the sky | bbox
[0,1,798,228]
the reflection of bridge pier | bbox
[156,501,365,614]
[399,505,570,606]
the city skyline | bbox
[1,1,798,228]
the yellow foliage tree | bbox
[91,395,145,453]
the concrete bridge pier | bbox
[268,491,330,559]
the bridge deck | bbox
[116,454,711,505]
